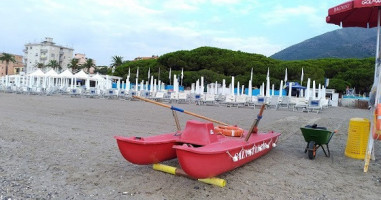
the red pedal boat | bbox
[115,120,280,179]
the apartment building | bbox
[0,53,24,76]
[74,53,96,73]
[133,55,159,61]
[24,37,74,74]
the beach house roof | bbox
[74,70,89,79]
[58,69,74,78]
[44,69,59,77]
[29,69,45,77]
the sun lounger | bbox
[104,89,118,99]
[254,96,266,109]
[118,90,127,99]
[278,96,295,110]
[293,98,308,112]
[222,94,235,107]
[177,92,189,104]
[70,88,82,97]
[170,92,179,103]
[152,91,165,102]
[203,94,217,105]
[84,88,98,98]
[267,96,280,109]
[233,95,247,108]
[307,99,322,113]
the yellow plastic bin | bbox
[345,118,370,159]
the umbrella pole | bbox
[364,7,381,173]
[133,95,229,126]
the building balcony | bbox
[59,50,64,55]
[23,49,28,53]
[40,49,48,53]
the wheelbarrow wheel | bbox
[307,141,316,160]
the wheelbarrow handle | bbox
[327,130,337,144]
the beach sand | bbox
[1,93,381,199]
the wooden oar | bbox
[133,95,229,126]
[245,104,266,141]
[153,164,226,187]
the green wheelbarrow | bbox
[300,124,336,160]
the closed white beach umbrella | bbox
[266,77,270,97]
[248,80,252,97]
[231,76,235,96]
[196,79,199,94]
[135,78,138,92]
[222,79,226,95]
[140,80,144,91]
[312,80,316,100]
[288,82,293,98]
[237,81,240,96]
[150,76,154,92]
[200,76,204,94]
[305,78,311,100]
[318,83,321,99]
[215,81,218,95]
[154,79,157,92]
[279,80,283,97]
[271,84,274,96]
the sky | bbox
[0,0,345,66]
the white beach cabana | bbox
[28,69,45,87]
[58,69,74,89]
[74,70,90,90]
[44,69,59,89]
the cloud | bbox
[162,0,199,11]
[261,5,318,25]
[211,36,282,56]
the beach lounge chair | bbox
[85,88,98,98]
[278,96,295,110]
[267,96,280,110]
[193,94,203,105]
[170,92,179,103]
[177,92,189,104]
[254,96,266,109]
[203,94,217,106]
[152,91,165,102]
[126,91,138,100]
[223,94,235,107]
[234,95,247,108]
[307,99,322,113]
[293,98,308,112]
[118,90,127,99]
[246,96,257,108]
[70,88,82,97]
[104,89,118,99]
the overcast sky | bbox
[0,0,345,66]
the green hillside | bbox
[113,46,374,94]
[271,27,377,60]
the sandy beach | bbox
[1,93,381,199]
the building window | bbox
[30,46,32,49]
[35,53,38,56]
[51,53,55,57]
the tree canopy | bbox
[112,46,375,94]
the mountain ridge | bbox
[271,27,377,60]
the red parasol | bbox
[326,0,381,172]
[326,0,381,28]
